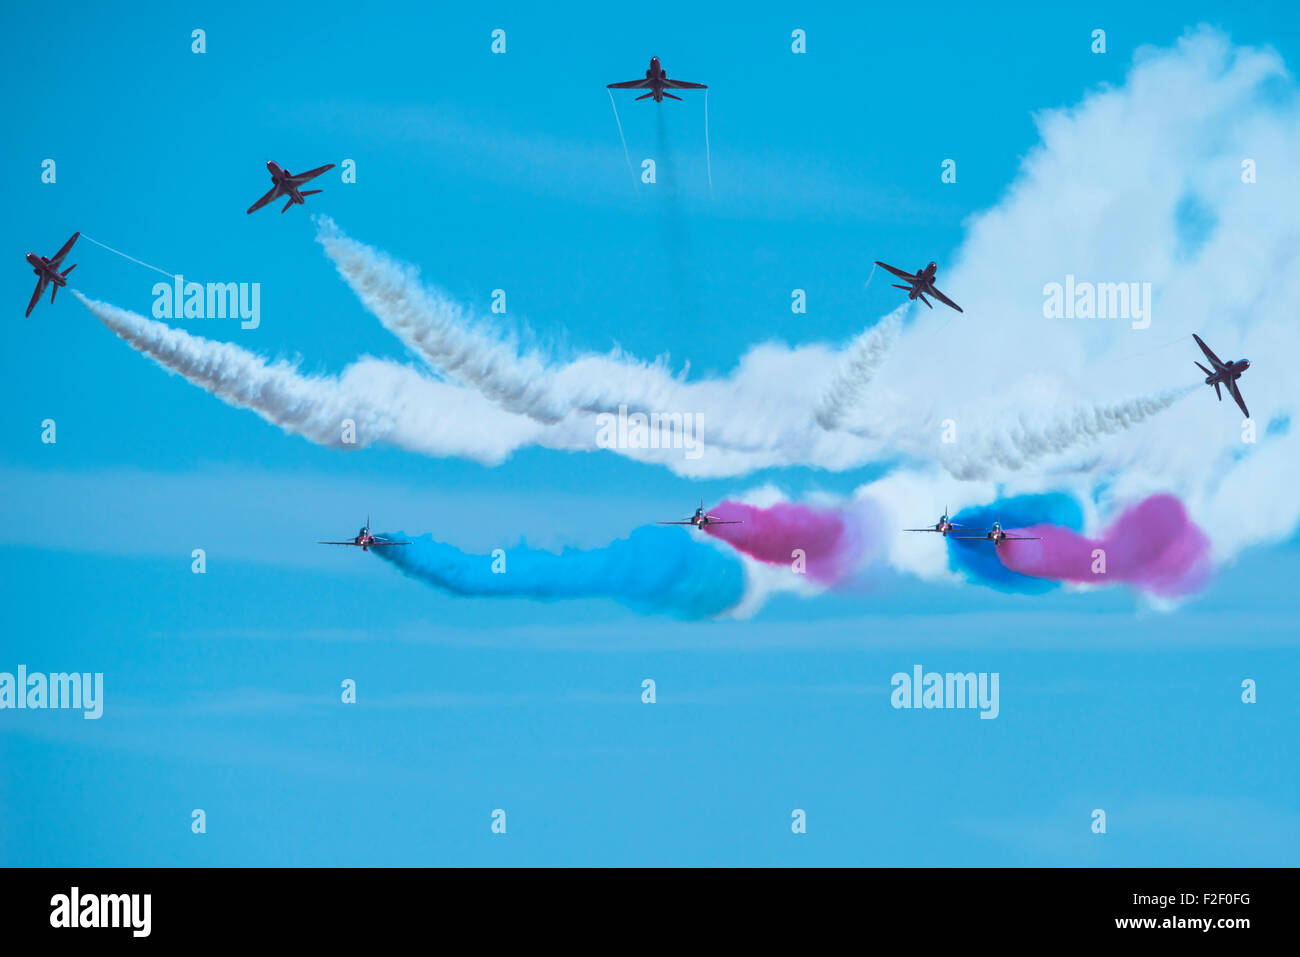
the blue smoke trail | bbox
[947,493,1084,594]
[372,526,746,618]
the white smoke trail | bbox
[813,310,902,430]
[936,386,1197,481]
[315,217,833,453]
[314,219,568,420]
[314,215,1190,472]
[73,292,549,464]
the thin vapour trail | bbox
[607,89,634,176]
[703,91,713,196]
[81,235,177,279]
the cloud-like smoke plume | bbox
[996,493,1213,598]
[372,526,747,618]
[702,499,881,585]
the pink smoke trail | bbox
[997,493,1213,598]
[702,500,878,585]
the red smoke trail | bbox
[702,500,878,585]
[996,493,1212,598]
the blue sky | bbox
[2,1,1298,866]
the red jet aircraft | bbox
[905,508,981,539]
[24,232,79,318]
[953,522,1040,546]
[317,517,411,552]
[657,499,743,530]
[246,160,335,214]
[607,57,707,102]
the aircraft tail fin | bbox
[918,293,932,308]
[663,91,682,101]
[635,92,654,100]
[61,263,77,279]
[50,284,57,305]
[300,190,323,197]
[1214,381,1222,400]
[891,284,910,291]
[1195,361,1212,376]
[281,197,295,213]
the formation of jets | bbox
[246,160,335,214]
[875,260,963,312]
[317,517,411,552]
[24,232,79,318]
[907,514,1039,546]
[1192,333,1250,418]
[607,56,707,102]
[658,500,742,530]
[15,62,1257,440]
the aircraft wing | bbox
[951,535,991,540]
[368,540,410,546]
[607,78,653,89]
[929,286,963,313]
[1001,535,1040,541]
[706,520,743,525]
[656,521,695,525]
[25,277,46,318]
[874,261,916,281]
[289,164,335,185]
[1193,333,1226,371]
[50,232,79,266]
[663,78,707,89]
[317,541,361,546]
[904,528,939,532]
[1226,378,1250,418]
[247,185,281,214]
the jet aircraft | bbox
[874,260,962,312]
[318,517,411,551]
[607,57,707,102]
[657,499,742,530]
[247,160,335,214]
[905,508,979,538]
[1193,333,1250,418]
[953,521,1040,545]
[24,232,79,317]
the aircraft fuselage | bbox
[266,161,305,204]
[644,57,668,101]
[909,262,938,297]
[26,254,64,287]
[1204,359,1249,385]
